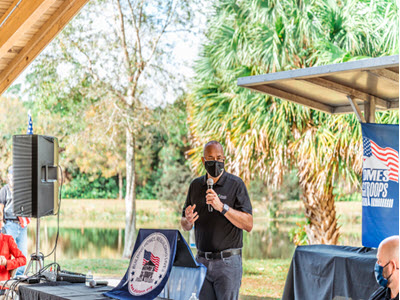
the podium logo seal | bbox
[128,232,170,296]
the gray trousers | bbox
[196,253,242,300]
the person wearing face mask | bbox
[181,141,253,300]
[369,235,399,300]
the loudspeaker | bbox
[12,134,59,218]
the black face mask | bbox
[204,160,224,178]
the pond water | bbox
[26,220,362,260]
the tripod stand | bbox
[24,218,43,275]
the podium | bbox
[105,229,206,300]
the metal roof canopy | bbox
[237,55,399,123]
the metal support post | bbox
[347,95,366,123]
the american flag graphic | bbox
[363,137,399,182]
[18,217,30,228]
[142,250,160,272]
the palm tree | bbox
[188,0,399,244]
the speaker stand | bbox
[24,218,44,275]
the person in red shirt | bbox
[0,223,26,282]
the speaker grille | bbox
[13,135,36,217]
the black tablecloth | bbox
[19,282,172,300]
[282,245,380,300]
[19,282,113,300]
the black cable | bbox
[8,279,20,299]
[37,262,60,277]
[1,278,11,295]
[4,262,61,299]
[43,166,63,259]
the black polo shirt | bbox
[182,171,252,252]
[369,287,399,300]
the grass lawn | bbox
[241,259,290,298]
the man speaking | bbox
[181,141,253,300]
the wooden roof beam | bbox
[303,77,391,109]
[0,0,56,58]
[0,0,90,95]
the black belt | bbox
[198,248,241,260]
[6,219,19,224]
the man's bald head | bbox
[378,236,399,265]
[203,141,224,157]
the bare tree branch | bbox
[71,40,126,103]
[127,0,143,66]
[115,0,132,76]
[138,0,144,32]
[145,0,176,65]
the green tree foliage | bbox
[155,100,192,206]
[61,172,121,199]
[0,97,28,184]
[188,0,398,244]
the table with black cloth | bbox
[18,282,113,300]
[18,282,170,300]
[282,245,381,300]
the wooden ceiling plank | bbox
[0,0,21,25]
[333,104,365,115]
[303,77,390,109]
[0,0,57,58]
[250,84,334,114]
[389,100,399,109]
[366,69,399,85]
[0,0,90,95]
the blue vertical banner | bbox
[361,123,399,248]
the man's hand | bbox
[181,205,198,231]
[0,256,7,266]
[185,205,199,225]
[206,189,223,212]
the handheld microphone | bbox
[207,178,214,212]
[89,280,108,288]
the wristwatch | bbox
[221,203,230,215]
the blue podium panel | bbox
[158,266,207,300]
[361,123,399,248]
[105,229,206,300]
